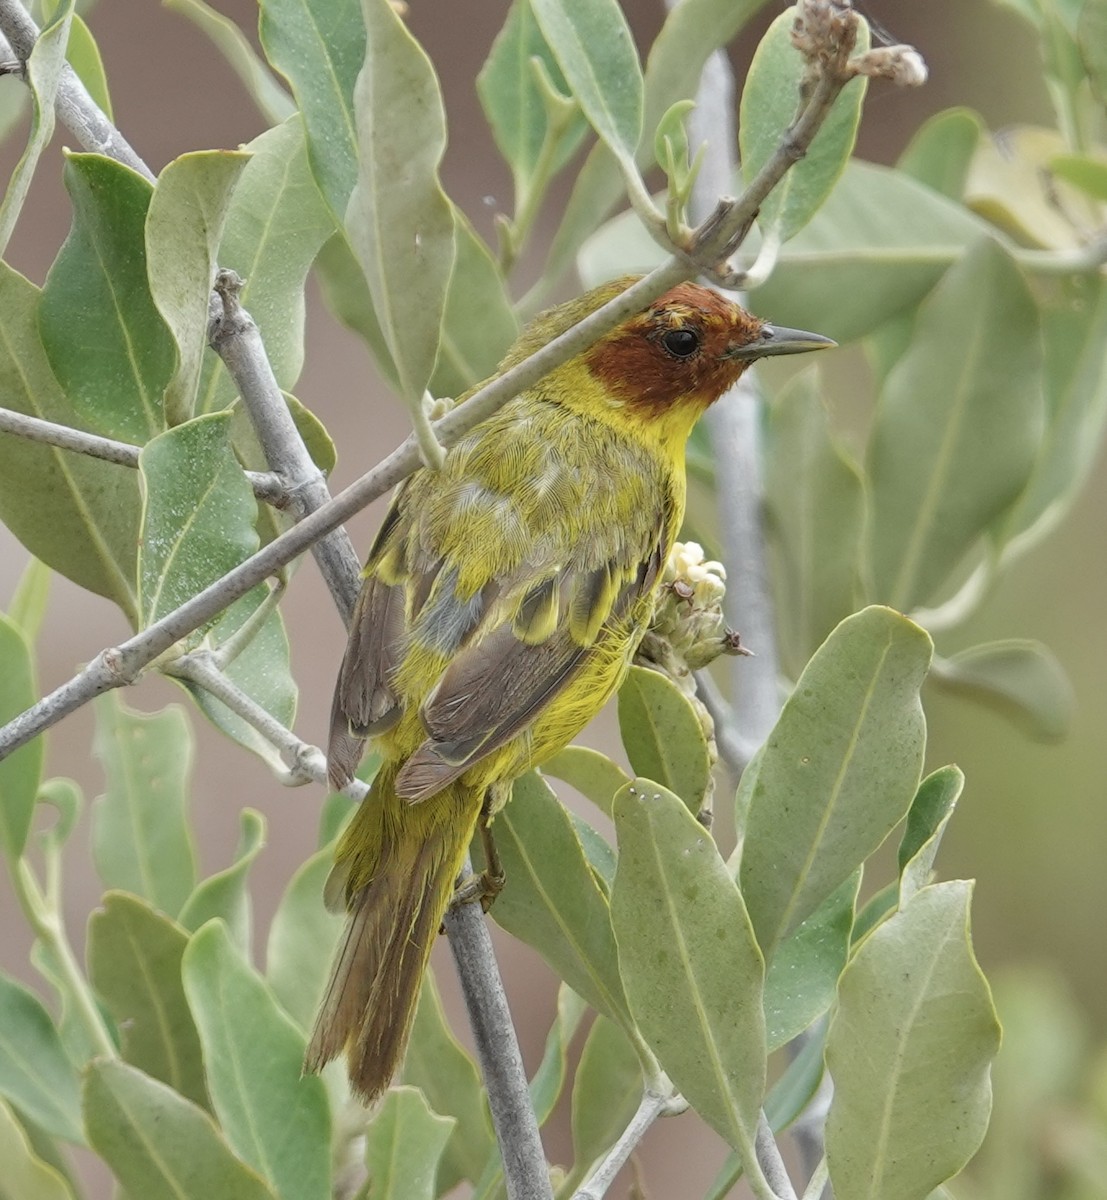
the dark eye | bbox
[660,327,700,358]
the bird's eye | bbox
[660,327,700,358]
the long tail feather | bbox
[305,769,482,1103]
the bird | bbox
[305,274,833,1102]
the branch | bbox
[0,403,287,504]
[755,1111,799,1200]
[571,1082,683,1200]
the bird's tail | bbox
[305,763,482,1102]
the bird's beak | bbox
[725,324,837,360]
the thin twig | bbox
[571,1084,680,1200]
[0,403,287,504]
[756,1111,799,1200]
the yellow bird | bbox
[307,275,832,1101]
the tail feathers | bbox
[305,787,480,1103]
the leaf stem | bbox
[571,1082,681,1200]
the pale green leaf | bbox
[1051,152,1107,200]
[540,746,630,817]
[258,0,363,218]
[345,0,456,405]
[530,985,589,1126]
[612,781,765,1152]
[867,238,1043,611]
[529,0,642,167]
[138,412,259,628]
[0,1097,74,1200]
[63,13,113,119]
[362,1086,454,1200]
[491,772,630,1026]
[266,847,342,1031]
[739,606,932,957]
[196,118,337,415]
[39,153,174,444]
[932,640,1074,741]
[7,557,51,645]
[0,973,83,1145]
[0,265,141,618]
[898,768,963,905]
[0,3,72,258]
[84,1059,276,1200]
[617,665,711,814]
[825,882,1001,1200]
[404,969,492,1191]
[739,8,867,242]
[87,891,209,1109]
[764,367,865,677]
[92,694,197,918]
[0,613,42,859]
[178,809,266,953]
[898,108,984,200]
[182,921,331,1200]
[146,151,250,425]
[165,0,296,124]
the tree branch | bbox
[571,1082,682,1200]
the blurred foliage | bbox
[0,0,1105,1197]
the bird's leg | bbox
[450,788,507,913]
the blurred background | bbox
[0,1,1103,1196]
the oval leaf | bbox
[739,8,867,242]
[898,764,964,877]
[363,1086,454,1200]
[738,606,932,957]
[898,107,984,200]
[0,613,42,859]
[612,781,766,1153]
[539,746,630,817]
[87,891,209,1109]
[84,1059,276,1200]
[491,773,630,1026]
[181,921,331,1200]
[617,665,711,813]
[0,1097,75,1200]
[825,881,1001,1200]
[92,694,198,918]
[345,0,456,406]
[867,237,1044,612]
[177,809,266,952]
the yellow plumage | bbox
[306,274,832,1101]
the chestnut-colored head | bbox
[584,278,834,418]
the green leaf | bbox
[84,1059,277,1200]
[578,160,993,345]
[617,665,711,814]
[431,212,518,399]
[0,614,42,859]
[530,984,588,1126]
[867,238,1043,612]
[1051,152,1107,200]
[8,557,51,645]
[0,265,141,618]
[0,1097,75,1200]
[404,969,492,1191]
[491,773,630,1026]
[1000,274,1107,553]
[763,871,859,1051]
[612,781,765,1153]
[739,9,867,242]
[897,108,984,200]
[92,694,197,918]
[345,0,456,407]
[739,606,932,957]
[63,13,113,119]
[177,589,297,768]
[898,765,964,877]
[529,0,642,168]
[196,117,337,415]
[312,232,397,388]
[165,0,296,124]
[362,1086,454,1200]
[932,640,1073,741]
[182,921,331,1200]
[0,973,83,1145]
[138,412,259,628]
[764,367,865,677]
[540,746,630,817]
[178,809,266,953]
[258,0,363,218]
[476,0,588,196]
[146,150,250,425]
[39,153,174,444]
[0,3,72,258]
[825,881,1000,1200]
[567,1015,643,1189]
[87,891,209,1109]
[266,848,342,1031]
